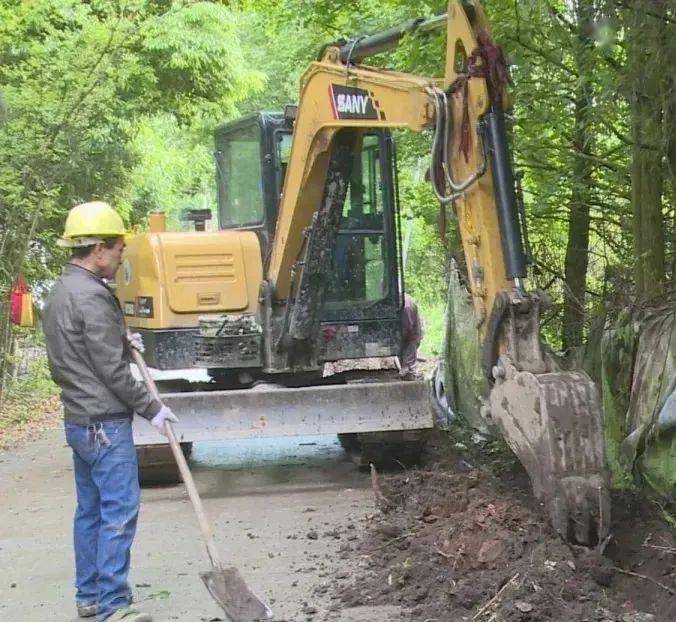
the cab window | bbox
[326,134,387,306]
[216,123,264,227]
[274,131,390,308]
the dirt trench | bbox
[330,440,675,622]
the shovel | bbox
[131,347,273,622]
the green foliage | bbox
[121,114,216,229]
[0,0,263,276]
[0,0,264,393]
[141,2,265,121]
[418,300,445,357]
[657,504,676,531]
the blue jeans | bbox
[65,419,140,622]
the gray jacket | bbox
[43,263,161,424]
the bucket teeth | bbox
[488,358,610,546]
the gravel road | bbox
[0,428,404,622]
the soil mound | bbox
[336,456,675,621]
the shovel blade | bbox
[200,566,273,622]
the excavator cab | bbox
[212,113,404,365]
[123,111,432,475]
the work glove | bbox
[127,332,145,353]
[151,405,179,437]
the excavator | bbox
[115,0,610,546]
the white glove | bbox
[151,405,179,437]
[127,332,145,353]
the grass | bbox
[418,300,445,358]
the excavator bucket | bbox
[489,358,610,546]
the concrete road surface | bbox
[0,428,404,622]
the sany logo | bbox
[329,84,381,120]
[336,93,369,115]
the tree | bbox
[562,0,597,351]
[0,0,264,399]
[624,0,670,298]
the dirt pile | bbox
[335,459,675,621]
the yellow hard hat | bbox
[58,201,127,248]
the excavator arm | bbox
[266,0,610,544]
[443,2,610,546]
[266,63,434,365]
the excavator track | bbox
[339,430,427,470]
[136,442,193,485]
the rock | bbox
[341,586,364,607]
[477,538,506,565]
[307,530,319,540]
[621,614,656,622]
[514,601,534,613]
[457,459,475,472]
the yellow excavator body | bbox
[119,1,610,546]
[116,230,262,329]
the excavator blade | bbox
[489,358,610,546]
[132,378,434,445]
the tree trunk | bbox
[626,1,667,298]
[562,0,595,351]
[662,9,675,282]
[0,302,14,406]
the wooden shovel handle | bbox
[130,346,222,569]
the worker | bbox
[400,292,423,380]
[43,201,178,622]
